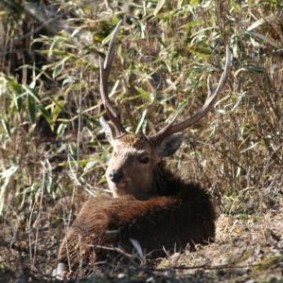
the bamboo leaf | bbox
[27,95,36,124]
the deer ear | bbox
[100,117,117,144]
[156,133,183,157]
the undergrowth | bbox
[0,0,282,282]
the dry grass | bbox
[0,0,283,282]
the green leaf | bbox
[136,87,155,103]
[28,95,36,124]
[38,105,52,125]
[23,85,40,102]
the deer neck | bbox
[150,161,182,197]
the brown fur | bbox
[57,137,216,278]
[116,133,148,148]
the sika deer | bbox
[56,21,232,279]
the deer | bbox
[55,21,232,279]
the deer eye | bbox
[139,156,150,164]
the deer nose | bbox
[109,170,124,183]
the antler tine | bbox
[99,20,125,134]
[149,45,232,143]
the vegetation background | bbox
[0,0,282,282]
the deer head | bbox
[99,21,232,198]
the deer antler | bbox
[149,45,232,143]
[99,20,125,135]
[101,21,232,141]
